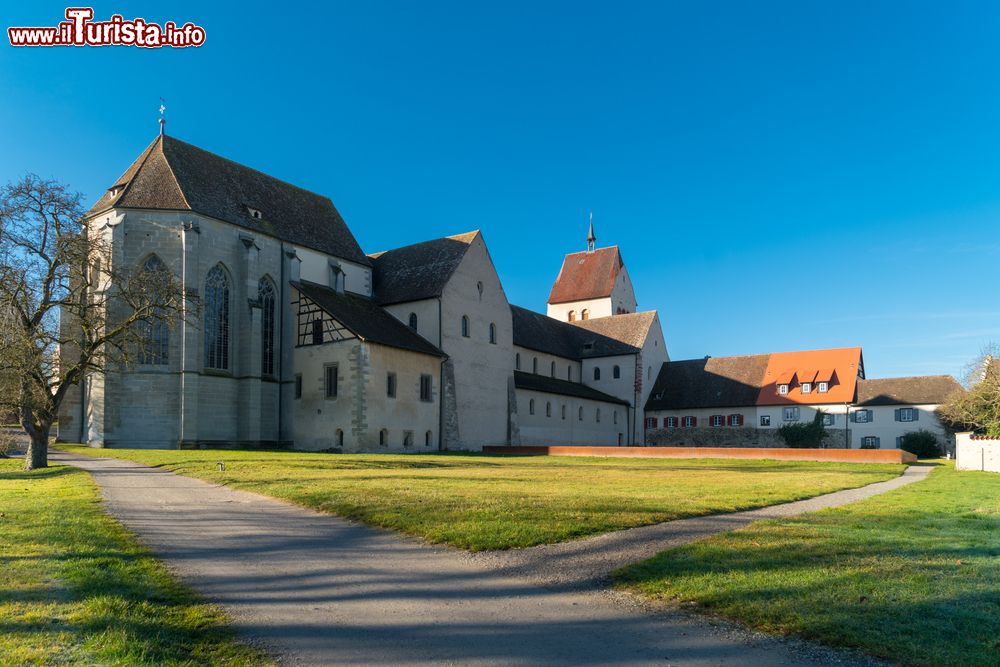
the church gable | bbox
[547,246,624,305]
[86,134,369,266]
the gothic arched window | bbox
[593,366,601,381]
[613,365,621,379]
[204,264,231,370]
[461,315,470,338]
[409,312,418,330]
[138,255,169,365]
[259,277,276,377]
[489,322,497,344]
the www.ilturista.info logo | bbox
[8,7,206,48]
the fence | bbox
[955,432,1000,472]
[483,445,916,464]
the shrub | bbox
[777,411,827,449]
[899,430,942,458]
[0,431,16,458]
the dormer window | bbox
[247,207,263,220]
[801,382,812,394]
[778,384,789,395]
[818,381,829,393]
[108,184,125,197]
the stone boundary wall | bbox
[483,445,916,464]
[955,432,1000,472]
[645,426,850,450]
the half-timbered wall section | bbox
[294,292,355,346]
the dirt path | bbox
[56,451,927,666]
[467,465,932,589]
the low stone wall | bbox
[645,426,851,450]
[955,432,1000,472]
[483,445,916,464]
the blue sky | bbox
[3,1,999,379]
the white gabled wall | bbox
[439,232,514,449]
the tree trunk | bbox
[24,428,49,470]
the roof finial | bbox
[586,211,596,253]
[158,97,166,136]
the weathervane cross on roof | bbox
[158,97,166,136]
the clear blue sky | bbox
[3,1,998,380]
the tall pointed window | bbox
[259,277,276,377]
[461,315,470,338]
[409,312,418,331]
[204,265,231,370]
[138,255,169,365]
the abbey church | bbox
[59,134,668,451]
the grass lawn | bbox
[60,446,903,550]
[617,463,1000,667]
[0,458,269,666]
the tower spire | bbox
[586,211,596,253]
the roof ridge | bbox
[157,135,192,211]
[162,134,336,203]
[369,230,479,258]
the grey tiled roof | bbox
[514,371,630,405]
[510,305,639,360]
[856,376,962,406]
[645,355,771,411]
[368,231,478,305]
[570,311,658,348]
[86,135,369,265]
[292,280,445,358]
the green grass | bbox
[60,446,903,551]
[617,463,1000,667]
[0,458,269,666]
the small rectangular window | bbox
[294,374,302,399]
[899,408,915,422]
[760,415,771,426]
[778,384,789,395]
[666,416,678,428]
[801,383,812,394]
[387,372,397,398]
[822,413,835,426]
[818,381,829,393]
[325,364,338,398]
[420,374,432,402]
[782,407,799,421]
[862,436,880,449]
[855,409,870,423]
[711,415,723,427]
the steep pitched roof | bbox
[292,280,445,358]
[368,231,479,306]
[547,246,624,305]
[570,311,658,348]
[510,305,639,360]
[85,135,369,265]
[514,371,630,405]
[645,355,770,411]
[758,347,863,405]
[856,376,962,406]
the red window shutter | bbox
[738,414,744,426]
[691,416,698,427]
[652,417,658,428]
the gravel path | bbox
[53,450,927,667]
[467,465,933,590]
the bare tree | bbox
[939,345,1000,436]
[0,174,185,469]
